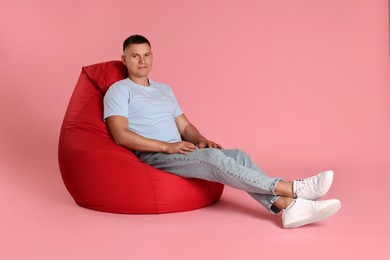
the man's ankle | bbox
[275,181,294,198]
[273,196,295,210]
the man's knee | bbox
[223,148,248,158]
[234,149,247,156]
[194,148,225,161]
[194,148,250,163]
[204,148,225,156]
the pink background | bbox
[1,0,389,259]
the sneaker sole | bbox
[283,200,342,229]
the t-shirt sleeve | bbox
[103,84,130,120]
[169,87,183,118]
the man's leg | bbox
[137,149,342,228]
[137,148,282,195]
[137,148,284,213]
[217,149,284,213]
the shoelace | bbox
[295,178,316,193]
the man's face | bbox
[122,43,153,80]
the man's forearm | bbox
[112,128,169,153]
[181,124,207,145]
[106,116,170,152]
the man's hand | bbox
[197,139,222,149]
[175,114,222,150]
[164,141,199,155]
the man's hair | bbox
[123,35,151,52]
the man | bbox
[103,35,341,228]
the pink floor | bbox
[1,155,389,259]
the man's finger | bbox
[198,142,206,148]
[181,145,197,152]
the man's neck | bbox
[129,76,150,87]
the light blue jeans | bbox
[136,148,282,213]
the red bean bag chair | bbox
[58,61,224,213]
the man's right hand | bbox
[163,141,198,155]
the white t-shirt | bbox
[103,78,183,143]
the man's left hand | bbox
[197,139,222,149]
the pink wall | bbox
[0,1,389,259]
[0,0,389,176]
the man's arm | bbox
[106,115,198,154]
[175,114,222,149]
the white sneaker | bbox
[282,198,342,229]
[293,170,334,200]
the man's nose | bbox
[139,57,145,64]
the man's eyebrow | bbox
[128,52,152,55]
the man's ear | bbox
[121,55,126,65]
